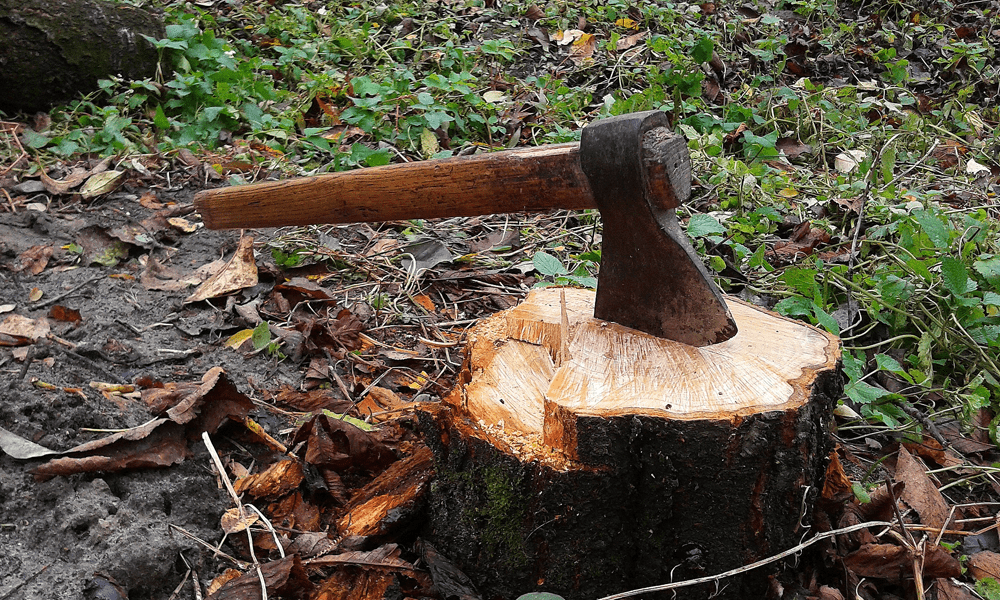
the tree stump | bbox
[0,0,163,114]
[418,287,842,600]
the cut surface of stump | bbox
[420,287,842,599]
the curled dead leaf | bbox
[79,170,126,199]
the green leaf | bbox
[974,256,1000,287]
[533,251,568,276]
[812,304,840,335]
[774,296,814,317]
[852,483,871,504]
[845,380,890,404]
[21,129,50,149]
[691,36,714,63]
[687,214,726,237]
[874,353,905,374]
[364,149,391,167]
[842,350,865,381]
[153,104,170,130]
[984,292,1000,306]
[941,256,974,296]
[912,210,951,248]
[252,321,271,350]
[781,267,820,299]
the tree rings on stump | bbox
[418,287,842,599]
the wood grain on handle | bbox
[193,143,596,230]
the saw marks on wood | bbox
[459,287,840,447]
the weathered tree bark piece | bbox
[0,0,163,114]
[418,287,842,600]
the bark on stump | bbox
[418,287,842,600]
[0,0,163,114]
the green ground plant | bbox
[3,0,999,446]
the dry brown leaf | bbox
[896,445,952,530]
[207,556,313,599]
[821,450,853,500]
[220,507,259,534]
[0,314,50,341]
[616,31,648,51]
[843,542,960,581]
[967,551,1000,581]
[11,245,53,274]
[48,305,82,323]
[935,578,978,600]
[138,191,164,209]
[184,234,258,303]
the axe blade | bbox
[580,111,738,347]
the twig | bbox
[8,346,34,391]
[29,274,104,310]
[0,564,49,600]
[596,521,894,600]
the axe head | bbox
[580,110,737,347]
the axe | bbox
[193,110,737,347]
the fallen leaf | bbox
[224,329,254,350]
[555,29,584,45]
[0,314,50,341]
[28,287,43,302]
[292,413,396,472]
[525,4,544,19]
[167,217,198,233]
[967,551,1000,581]
[482,90,508,103]
[835,149,866,173]
[967,157,991,175]
[208,556,313,599]
[234,459,305,499]
[79,170,126,200]
[616,30,647,51]
[138,191,164,210]
[569,33,597,65]
[896,445,953,530]
[411,294,435,312]
[48,305,82,323]
[185,234,259,303]
[615,17,640,30]
[843,543,960,581]
[11,245,53,274]
[420,127,439,156]
[776,137,812,160]
[220,507,259,534]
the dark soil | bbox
[0,185,319,598]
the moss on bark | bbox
[0,0,163,114]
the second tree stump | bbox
[419,287,841,600]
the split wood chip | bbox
[337,446,434,537]
[233,459,305,499]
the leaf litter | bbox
[1,0,1000,598]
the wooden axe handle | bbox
[193,143,596,229]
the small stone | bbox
[13,180,46,194]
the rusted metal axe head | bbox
[580,110,737,346]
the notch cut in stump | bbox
[418,287,841,600]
